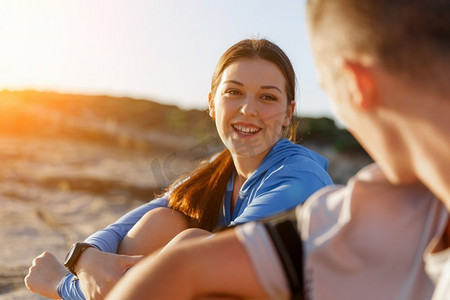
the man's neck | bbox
[401,91,450,211]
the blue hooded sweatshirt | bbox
[57,138,333,299]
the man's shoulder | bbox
[298,163,439,238]
[304,162,435,209]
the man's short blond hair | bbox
[307,0,450,91]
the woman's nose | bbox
[239,96,257,117]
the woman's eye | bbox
[225,89,241,96]
[261,94,277,101]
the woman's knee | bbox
[119,207,190,255]
[142,207,189,228]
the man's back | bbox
[237,164,448,299]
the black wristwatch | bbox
[64,242,95,276]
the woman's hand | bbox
[24,251,66,299]
[75,247,143,300]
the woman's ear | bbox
[342,60,377,110]
[283,100,296,127]
[208,92,215,119]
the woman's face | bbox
[210,58,294,160]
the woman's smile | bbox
[231,122,262,137]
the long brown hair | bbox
[169,38,298,231]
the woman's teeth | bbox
[233,124,261,135]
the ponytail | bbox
[168,149,235,231]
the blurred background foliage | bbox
[0,90,366,155]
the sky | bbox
[0,0,334,118]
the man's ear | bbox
[341,60,377,110]
[208,92,215,119]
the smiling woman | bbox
[169,39,303,230]
[210,58,295,164]
[25,39,334,300]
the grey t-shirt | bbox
[236,163,449,300]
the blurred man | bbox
[106,0,450,299]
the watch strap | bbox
[64,242,95,276]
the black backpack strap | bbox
[262,209,304,300]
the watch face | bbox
[64,243,77,265]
